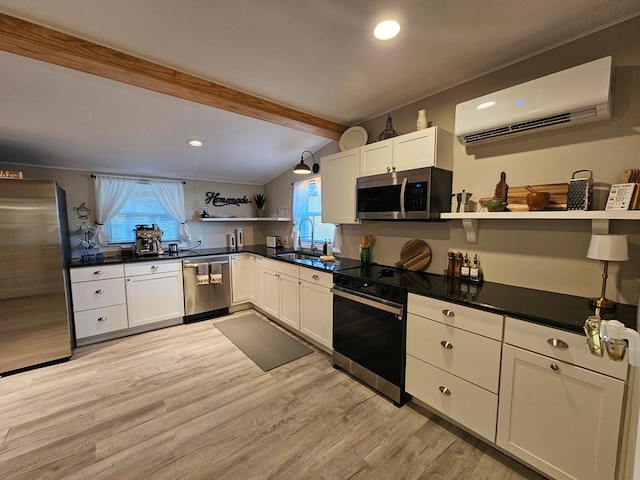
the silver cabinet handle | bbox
[547,338,569,350]
[440,340,453,349]
[95,289,104,294]
[93,270,103,275]
[312,274,319,280]
[550,364,560,371]
[443,309,455,317]
[439,386,451,396]
[97,316,107,322]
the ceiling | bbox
[0,1,639,184]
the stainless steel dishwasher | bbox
[182,256,230,323]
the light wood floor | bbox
[0,310,546,480]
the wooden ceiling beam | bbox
[0,13,347,140]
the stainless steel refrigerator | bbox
[0,178,73,374]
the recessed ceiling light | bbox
[187,138,203,147]
[374,20,400,40]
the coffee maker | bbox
[135,224,164,255]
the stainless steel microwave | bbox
[356,167,452,220]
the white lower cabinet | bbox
[70,264,128,345]
[257,259,332,350]
[231,253,259,305]
[299,269,333,350]
[261,259,300,330]
[497,317,626,480]
[124,260,184,328]
[278,273,300,330]
[406,356,499,442]
[405,294,503,442]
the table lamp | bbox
[587,234,628,309]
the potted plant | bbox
[254,193,266,217]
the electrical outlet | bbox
[196,235,203,243]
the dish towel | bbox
[332,224,343,254]
[196,263,209,285]
[210,262,223,284]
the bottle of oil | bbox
[461,253,470,279]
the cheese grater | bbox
[567,169,593,210]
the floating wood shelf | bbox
[441,210,640,243]
[200,217,291,222]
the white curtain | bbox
[149,180,191,243]
[93,175,138,246]
[291,179,310,239]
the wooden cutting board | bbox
[507,183,569,211]
[395,239,431,271]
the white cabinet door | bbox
[497,344,625,480]
[300,280,332,350]
[321,149,360,224]
[392,128,437,172]
[251,255,261,306]
[406,355,498,442]
[261,268,280,319]
[360,138,393,176]
[126,271,184,327]
[231,254,251,304]
[278,274,300,330]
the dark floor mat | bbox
[214,314,313,371]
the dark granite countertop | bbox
[69,245,361,273]
[398,271,637,334]
[70,246,637,334]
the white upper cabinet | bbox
[360,138,393,177]
[320,148,361,224]
[360,127,453,177]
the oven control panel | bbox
[333,274,406,303]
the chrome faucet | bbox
[298,217,316,254]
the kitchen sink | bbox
[275,252,320,261]
[274,251,340,271]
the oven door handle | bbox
[400,177,408,219]
[331,287,404,317]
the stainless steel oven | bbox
[332,266,410,406]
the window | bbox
[106,182,180,243]
[293,178,335,250]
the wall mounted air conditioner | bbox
[455,56,613,145]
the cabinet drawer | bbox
[406,355,498,442]
[74,304,128,339]
[408,293,503,340]
[124,260,181,277]
[299,267,332,288]
[263,258,299,278]
[71,278,126,311]
[70,264,124,283]
[407,313,502,392]
[504,317,628,380]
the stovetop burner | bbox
[334,263,432,302]
[378,268,395,278]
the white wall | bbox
[0,164,267,256]
[269,16,640,305]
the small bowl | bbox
[526,192,550,211]
[486,197,507,212]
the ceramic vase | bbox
[416,109,428,130]
[360,247,371,264]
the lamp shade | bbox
[587,234,629,261]
[293,150,315,174]
[293,160,311,174]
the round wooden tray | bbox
[395,239,432,271]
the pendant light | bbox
[293,150,315,174]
